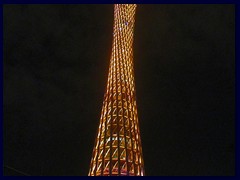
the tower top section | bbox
[88,4,145,176]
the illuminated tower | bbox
[88,4,145,176]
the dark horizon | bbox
[4,4,235,176]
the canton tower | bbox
[88,4,145,176]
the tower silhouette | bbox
[88,4,145,176]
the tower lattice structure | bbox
[88,4,145,176]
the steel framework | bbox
[88,4,145,176]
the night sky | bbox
[4,4,235,176]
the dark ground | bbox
[4,4,235,176]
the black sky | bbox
[4,4,235,176]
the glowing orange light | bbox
[88,4,145,176]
